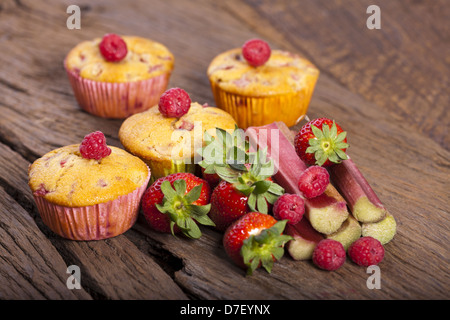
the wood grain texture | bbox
[0,0,448,300]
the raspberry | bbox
[79,131,112,160]
[242,39,271,67]
[99,34,128,62]
[158,88,191,118]
[273,194,305,225]
[297,165,330,198]
[312,239,346,271]
[348,236,385,266]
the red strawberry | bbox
[201,167,222,189]
[294,118,349,167]
[209,179,249,231]
[209,170,283,231]
[223,212,292,275]
[200,127,284,231]
[141,173,214,238]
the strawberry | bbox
[199,126,284,231]
[294,118,349,167]
[223,212,292,275]
[208,152,284,231]
[141,172,214,239]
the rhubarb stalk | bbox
[325,214,361,250]
[285,219,323,260]
[328,157,386,223]
[328,154,396,244]
[246,122,349,235]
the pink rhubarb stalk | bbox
[328,157,387,223]
[285,218,323,260]
[246,122,349,235]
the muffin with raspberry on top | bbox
[119,88,237,181]
[207,38,319,128]
[64,34,174,118]
[28,131,150,240]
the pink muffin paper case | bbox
[64,61,170,119]
[33,166,150,241]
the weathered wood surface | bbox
[0,0,448,300]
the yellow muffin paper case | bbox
[207,48,319,128]
[64,35,174,119]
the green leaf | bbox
[215,166,240,184]
[264,192,280,205]
[187,203,211,217]
[270,247,285,261]
[336,142,349,149]
[184,184,202,204]
[271,219,288,235]
[253,180,271,195]
[160,181,177,200]
[322,123,331,139]
[311,125,323,139]
[194,213,216,227]
[335,148,348,160]
[184,218,202,239]
[234,183,254,196]
[256,194,268,213]
[268,183,284,195]
[315,151,328,166]
[327,152,339,164]
[260,254,274,274]
[155,202,168,214]
[247,193,257,211]
[335,131,347,142]
[172,179,187,195]
[330,121,338,138]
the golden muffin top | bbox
[65,36,174,83]
[207,48,319,96]
[119,102,237,162]
[28,145,149,207]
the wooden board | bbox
[0,0,448,300]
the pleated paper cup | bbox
[209,80,317,129]
[64,62,171,119]
[33,167,150,241]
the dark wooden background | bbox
[0,0,448,300]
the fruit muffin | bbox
[118,92,237,181]
[64,34,174,118]
[28,131,150,240]
[207,39,319,128]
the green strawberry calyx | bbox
[240,219,293,275]
[198,125,250,174]
[306,121,349,166]
[156,179,214,239]
[215,147,285,214]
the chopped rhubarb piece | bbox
[329,157,387,223]
[361,214,396,245]
[285,218,323,260]
[325,214,362,250]
[246,122,349,235]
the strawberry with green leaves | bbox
[141,172,214,239]
[208,148,284,231]
[294,118,349,167]
[198,125,250,188]
[198,126,284,231]
[223,212,292,275]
